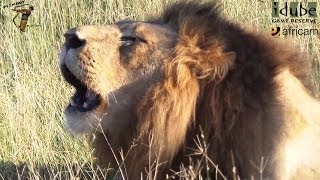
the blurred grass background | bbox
[0,0,319,179]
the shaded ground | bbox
[0,161,112,180]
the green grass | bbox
[0,0,319,179]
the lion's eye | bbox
[120,36,147,46]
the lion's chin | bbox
[64,90,108,134]
[64,109,103,134]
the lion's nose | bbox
[64,33,86,49]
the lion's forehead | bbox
[67,25,122,42]
[66,21,177,47]
[117,21,178,45]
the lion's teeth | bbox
[83,102,89,108]
[70,99,76,106]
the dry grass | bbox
[0,0,319,179]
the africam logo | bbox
[271,26,319,37]
[1,1,37,32]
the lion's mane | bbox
[89,1,319,179]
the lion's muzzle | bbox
[60,30,104,113]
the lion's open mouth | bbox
[70,86,102,112]
[61,64,102,112]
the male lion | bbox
[59,1,320,179]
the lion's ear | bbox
[194,50,236,81]
[175,32,236,81]
[223,51,236,62]
[206,50,236,78]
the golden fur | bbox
[60,1,320,179]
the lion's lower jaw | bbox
[65,110,103,134]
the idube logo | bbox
[271,1,319,37]
[272,1,317,18]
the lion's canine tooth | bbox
[83,102,89,108]
[70,99,76,106]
